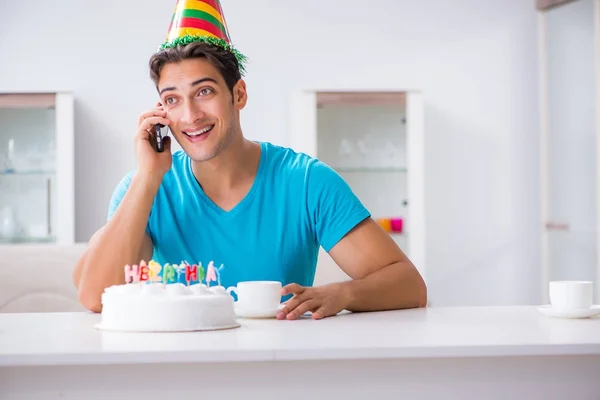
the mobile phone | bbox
[154,124,167,152]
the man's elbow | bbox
[411,268,428,308]
[77,283,103,313]
[78,291,102,313]
[73,252,102,312]
[417,280,428,308]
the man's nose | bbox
[181,102,205,124]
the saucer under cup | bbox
[537,305,600,319]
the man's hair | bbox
[149,41,241,96]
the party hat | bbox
[159,0,247,72]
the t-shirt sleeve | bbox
[107,171,134,221]
[306,160,371,252]
[107,171,153,239]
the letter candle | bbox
[216,263,225,287]
[185,264,198,286]
[138,260,149,283]
[129,261,223,286]
[163,263,176,284]
[206,261,217,287]
[148,260,162,282]
[176,262,186,284]
[124,264,140,284]
[197,262,206,283]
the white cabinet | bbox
[0,93,75,245]
[290,90,426,284]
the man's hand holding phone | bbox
[134,103,172,184]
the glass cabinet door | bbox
[315,92,409,251]
[540,0,599,303]
[0,93,66,244]
[290,90,425,284]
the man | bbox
[73,0,427,319]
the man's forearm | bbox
[76,173,160,311]
[343,262,427,312]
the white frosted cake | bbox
[97,260,239,332]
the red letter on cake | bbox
[139,260,149,282]
[186,264,198,284]
[124,264,140,284]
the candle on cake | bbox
[216,263,225,286]
[175,262,187,284]
[198,262,206,284]
[123,259,225,287]
[185,264,198,286]
[124,264,139,284]
[148,260,162,282]
[162,263,176,284]
[206,261,217,287]
[137,260,150,284]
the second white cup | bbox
[226,281,282,312]
[549,280,593,311]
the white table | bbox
[1,306,600,399]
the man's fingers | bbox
[277,294,304,319]
[312,306,327,320]
[135,116,170,140]
[143,116,170,131]
[137,108,167,126]
[277,289,312,319]
[281,283,304,296]
[286,299,318,320]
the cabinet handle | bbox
[545,222,569,231]
[47,178,51,236]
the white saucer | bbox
[537,305,600,319]
[234,303,284,319]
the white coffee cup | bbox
[226,281,282,312]
[549,280,593,311]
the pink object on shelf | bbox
[390,218,403,233]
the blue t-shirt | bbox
[107,141,370,290]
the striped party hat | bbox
[160,0,247,72]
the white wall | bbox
[0,0,543,306]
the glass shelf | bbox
[0,236,55,244]
[0,170,55,176]
[332,167,408,173]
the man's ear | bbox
[233,79,247,109]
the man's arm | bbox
[278,160,426,320]
[329,217,427,311]
[74,104,172,312]
[73,173,158,312]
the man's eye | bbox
[199,88,214,96]
[165,97,177,105]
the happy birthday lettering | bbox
[124,260,206,285]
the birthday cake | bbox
[97,260,239,332]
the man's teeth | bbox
[186,126,213,136]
